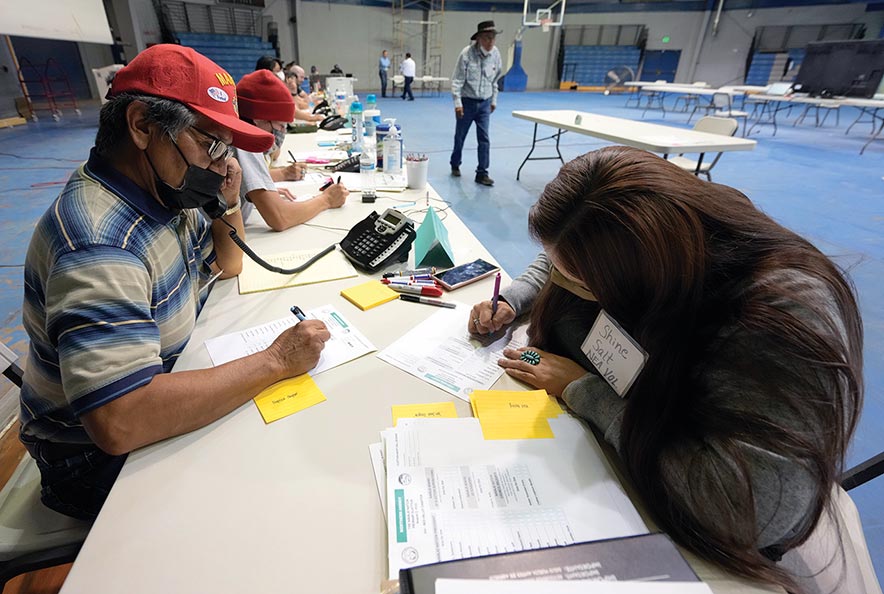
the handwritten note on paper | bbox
[581,310,648,397]
[254,374,326,423]
[391,402,458,426]
[471,389,563,440]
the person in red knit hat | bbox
[235,69,349,231]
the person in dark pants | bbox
[379,50,390,98]
[450,21,503,186]
[400,52,415,101]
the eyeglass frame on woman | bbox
[188,125,235,162]
[549,265,597,301]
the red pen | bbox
[387,284,443,298]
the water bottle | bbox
[383,118,403,175]
[349,100,363,152]
[363,109,381,165]
[365,93,377,112]
[334,90,346,117]
[360,131,377,202]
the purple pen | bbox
[491,272,501,315]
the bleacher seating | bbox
[562,46,641,86]
[176,32,277,84]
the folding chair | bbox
[709,92,750,136]
[0,344,92,590]
[667,116,738,181]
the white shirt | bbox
[400,57,416,78]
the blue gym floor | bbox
[1,91,882,581]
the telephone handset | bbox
[340,209,416,272]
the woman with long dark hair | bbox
[469,146,863,592]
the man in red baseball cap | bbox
[234,69,349,231]
[18,44,330,520]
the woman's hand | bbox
[498,347,587,397]
[468,300,516,335]
[279,162,307,181]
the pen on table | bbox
[384,274,433,281]
[399,294,456,309]
[387,284,443,297]
[319,178,334,191]
[290,305,306,321]
[383,267,436,278]
[382,279,438,287]
[491,272,501,315]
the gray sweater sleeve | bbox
[498,252,551,315]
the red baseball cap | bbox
[109,44,273,153]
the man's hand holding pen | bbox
[319,175,348,209]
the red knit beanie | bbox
[236,70,295,122]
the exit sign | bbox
[662,36,671,43]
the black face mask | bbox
[146,135,227,219]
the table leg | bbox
[860,118,884,155]
[516,123,566,180]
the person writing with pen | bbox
[234,69,349,231]
[468,146,863,593]
[18,45,332,521]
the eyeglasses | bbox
[550,265,597,301]
[189,125,234,162]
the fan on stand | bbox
[603,65,635,95]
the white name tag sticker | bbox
[581,310,648,397]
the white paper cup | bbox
[405,158,429,189]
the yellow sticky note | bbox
[340,280,400,311]
[479,418,555,440]
[471,390,562,420]
[253,374,326,424]
[392,402,458,426]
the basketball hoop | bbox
[540,18,551,32]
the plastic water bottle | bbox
[360,131,377,202]
[334,90,346,117]
[383,118,403,175]
[349,100,363,152]
[365,93,377,112]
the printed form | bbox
[384,417,648,578]
[204,304,375,376]
[377,305,527,401]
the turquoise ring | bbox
[520,350,541,366]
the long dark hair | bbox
[528,146,863,591]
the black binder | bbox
[398,533,699,594]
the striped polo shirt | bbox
[20,149,217,445]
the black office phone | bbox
[340,209,416,272]
[327,153,360,173]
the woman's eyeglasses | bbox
[550,265,596,301]
[189,126,234,162]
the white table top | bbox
[512,109,757,154]
[61,131,777,594]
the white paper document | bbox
[368,441,387,517]
[435,580,714,594]
[384,416,647,579]
[204,305,375,376]
[377,306,527,401]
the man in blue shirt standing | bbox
[450,21,503,187]
[379,50,391,98]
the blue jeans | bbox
[379,70,388,97]
[402,76,414,100]
[450,97,492,176]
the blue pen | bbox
[290,305,306,321]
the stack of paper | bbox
[377,306,527,401]
[470,389,563,440]
[372,416,648,579]
[237,248,357,295]
[204,305,376,423]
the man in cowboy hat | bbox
[18,45,330,519]
[450,20,503,187]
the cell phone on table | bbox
[432,259,500,291]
